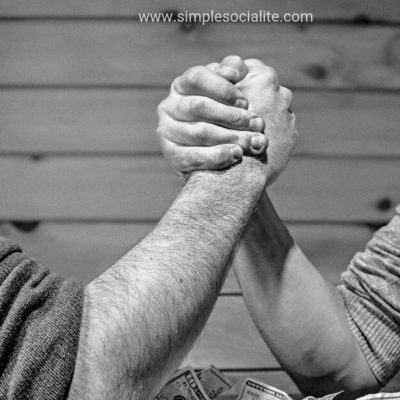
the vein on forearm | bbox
[70,158,266,400]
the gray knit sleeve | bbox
[338,205,400,385]
[0,237,84,400]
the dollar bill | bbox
[156,366,211,400]
[356,393,400,400]
[238,378,293,400]
[304,392,344,400]
[196,365,232,399]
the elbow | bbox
[293,373,379,400]
[289,347,380,399]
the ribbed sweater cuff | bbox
[339,286,400,385]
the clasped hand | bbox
[157,55,299,186]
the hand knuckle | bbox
[229,113,242,129]
[190,97,208,116]
[184,66,205,89]
[171,77,181,92]
[194,123,213,143]
[172,156,190,172]
[185,151,204,169]
[214,148,232,168]
[212,148,226,166]
[230,111,248,130]
[281,87,293,103]
[223,88,238,105]
[262,66,279,86]
[156,99,167,115]
[156,124,165,138]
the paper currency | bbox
[238,378,293,400]
[357,393,400,400]
[196,365,233,399]
[157,366,399,400]
[304,392,344,400]
[238,378,345,400]
[156,366,211,400]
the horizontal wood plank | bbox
[0,89,164,155]
[0,157,398,221]
[184,296,278,368]
[189,296,400,385]
[0,0,399,21]
[1,90,399,156]
[0,222,373,289]
[0,23,399,88]
[186,296,400,377]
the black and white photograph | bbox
[0,1,399,399]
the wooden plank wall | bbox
[0,1,399,396]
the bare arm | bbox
[67,157,266,400]
[235,192,379,398]
[154,56,387,397]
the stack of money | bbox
[156,367,400,400]
[238,379,343,400]
[156,365,232,400]
[238,378,400,400]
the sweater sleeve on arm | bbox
[338,205,400,385]
[0,237,84,400]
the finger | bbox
[174,65,247,108]
[161,118,268,155]
[279,86,293,110]
[162,139,244,172]
[244,59,279,90]
[244,58,266,72]
[206,62,220,72]
[217,55,248,83]
[169,95,265,132]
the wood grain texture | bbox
[0,157,180,220]
[185,297,400,381]
[0,89,163,154]
[0,222,373,289]
[184,296,279,369]
[0,157,398,221]
[1,23,399,88]
[0,0,398,21]
[1,89,399,156]
[188,295,400,388]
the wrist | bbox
[189,156,267,198]
[170,156,266,228]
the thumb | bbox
[217,55,248,83]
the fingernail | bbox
[234,98,248,109]
[250,135,266,152]
[249,116,264,132]
[230,145,243,161]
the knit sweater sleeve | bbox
[338,205,400,385]
[0,237,84,400]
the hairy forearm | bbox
[68,157,266,400]
[234,193,378,397]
